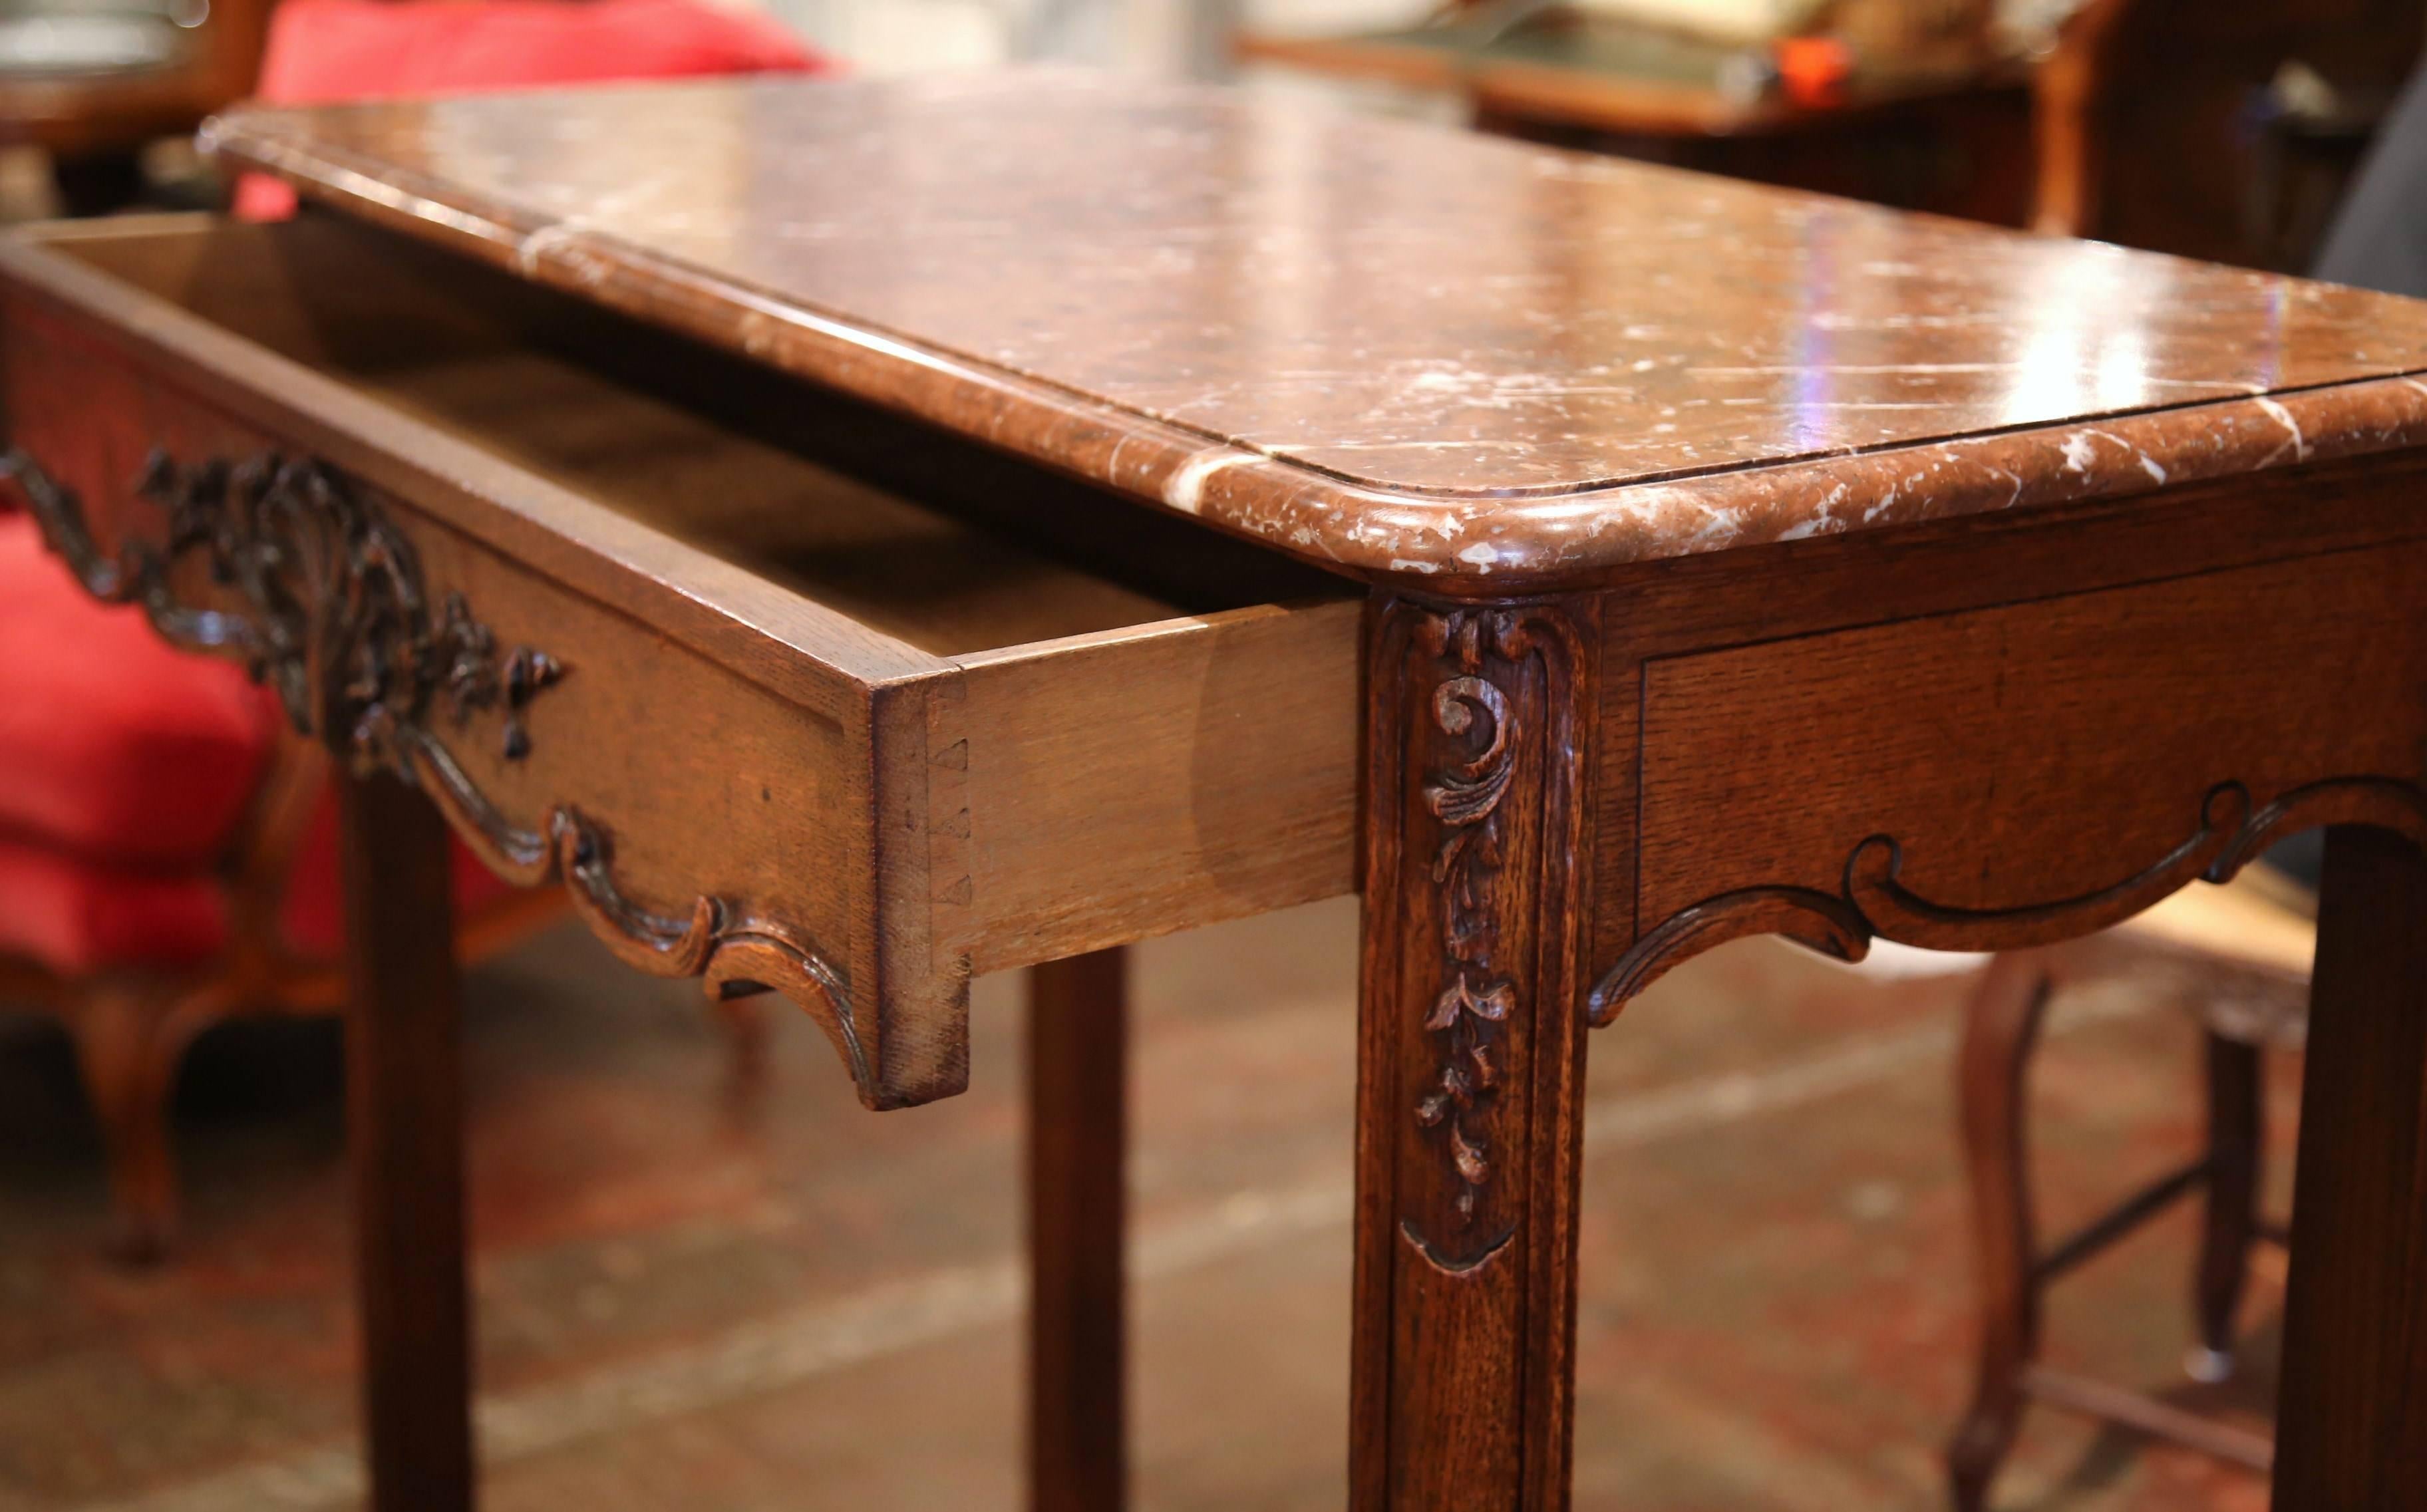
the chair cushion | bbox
[0,515,281,868]
[0,839,232,975]
[233,0,832,220]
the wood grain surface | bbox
[0,214,1365,1110]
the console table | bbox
[5,71,2426,1511]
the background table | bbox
[1238,10,2035,224]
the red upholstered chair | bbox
[0,506,566,1255]
[232,0,832,220]
[0,1,829,1257]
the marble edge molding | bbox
[204,108,2427,591]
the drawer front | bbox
[0,220,1366,1110]
[0,286,957,1104]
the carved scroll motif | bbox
[1587,776,2427,1027]
[2,447,869,1095]
[1398,605,1587,1266]
[1416,627,1520,1227]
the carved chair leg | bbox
[70,984,191,1263]
[1349,597,1599,1511]
[2273,825,2427,1510]
[1947,951,2054,1512]
[2190,1032,2263,1382]
[1027,947,1128,1512]
[339,770,476,1512]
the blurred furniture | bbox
[0,0,275,215]
[19,70,2427,1511]
[1246,0,2423,268]
[1239,5,2037,222]
[2025,0,2420,266]
[1946,871,2312,1508]
[0,508,563,1257]
[2243,75,2392,280]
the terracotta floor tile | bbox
[0,897,2289,1509]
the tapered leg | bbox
[2191,1032,2262,1378]
[1351,597,1598,1512]
[1946,954,2052,1512]
[1027,947,1128,1512]
[2273,825,2427,1509]
[338,770,476,1512]
[711,994,772,1114]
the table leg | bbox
[2273,823,2427,1508]
[1028,947,1128,1512]
[1351,598,1598,1512]
[338,769,477,1512]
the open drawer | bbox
[0,213,1362,1109]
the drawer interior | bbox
[43,213,1351,657]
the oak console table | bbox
[6,71,2427,1511]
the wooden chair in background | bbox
[0,740,571,1259]
[0,503,578,1256]
[1943,869,2312,1508]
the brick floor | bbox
[0,897,2291,1509]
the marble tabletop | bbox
[204,70,2427,587]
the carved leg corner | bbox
[1947,953,2052,1512]
[1351,596,1599,1512]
